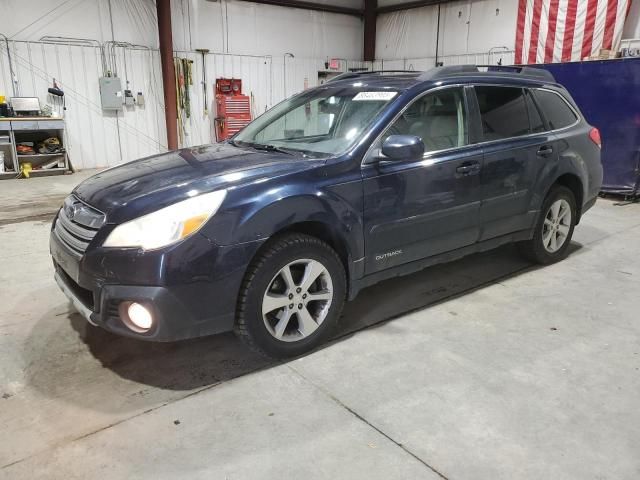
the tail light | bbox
[589,127,602,148]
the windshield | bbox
[234,87,400,157]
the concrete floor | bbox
[1,171,639,479]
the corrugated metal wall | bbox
[0,40,369,169]
[376,2,520,61]
[0,41,166,169]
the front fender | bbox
[200,169,365,264]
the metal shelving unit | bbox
[0,118,69,179]
[0,123,17,179]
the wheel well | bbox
[238,222,353,311]
[554,173,584,221]
[242,222,351,289]
[275,222,350,269]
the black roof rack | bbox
[418,64,555,82]
[481,65,555,82]
[417,65,478,80]
[327,70,418,83]
[327,65,555,85]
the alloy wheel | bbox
[542,198,572,253]
[262,259,333,342]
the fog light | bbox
[120,302,154,332]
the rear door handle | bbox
[537,145,554,157]
[456,162,481,175]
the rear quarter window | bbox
[533,90,578,130]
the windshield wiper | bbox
[235,141,298,156]
[250,143,298,156]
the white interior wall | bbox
[0,0,364,169]
[2,0,159,47]
[2,0,363,58]
[377,0,639,62]
[176,0,363,58]
[623,0,640,39]
[0,41,168,169]
[377,0,518,61]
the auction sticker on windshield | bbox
[353,91,398,101]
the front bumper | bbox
[50,226,264,341]
[54,270,97,325]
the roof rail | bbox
[327,65,556,84]
[417,64,555,82]
[482,65,555,82]
[418,65,478,81]
[327,70,418,83]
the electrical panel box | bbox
[99,77,123,110]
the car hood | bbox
[73,143,324,222]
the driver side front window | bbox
[380,87,469,155]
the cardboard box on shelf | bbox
[585,49,620,61]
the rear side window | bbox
[533,90,578,130]
[525,90,545,133]
[475,86,530,141]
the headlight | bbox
[103,190,226,250]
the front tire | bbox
[235,233,346,358]
[518,185,577,264]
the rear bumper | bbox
[51,227,264,341]
[580,194,598,221]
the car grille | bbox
[54,195,105,256]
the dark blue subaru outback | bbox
[50,66,603,358]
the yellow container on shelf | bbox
[21,162,33,178]
[0,95,5,103]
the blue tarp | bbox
[539,58,640,195]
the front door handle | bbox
[456,162,481,176]
[537,145,554,157]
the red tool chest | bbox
[214,78,251,141]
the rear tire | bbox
[518,185,577,264]
[235,233,346,359]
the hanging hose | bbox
[174,56,194,146]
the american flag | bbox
[515,0,631,64]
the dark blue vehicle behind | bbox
[50,66,603,358]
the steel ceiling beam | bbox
[377,0,456,14]
[238,0,363,17]
[363,0,377,61]
[157,0,178,150]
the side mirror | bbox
[381,135,425,161]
